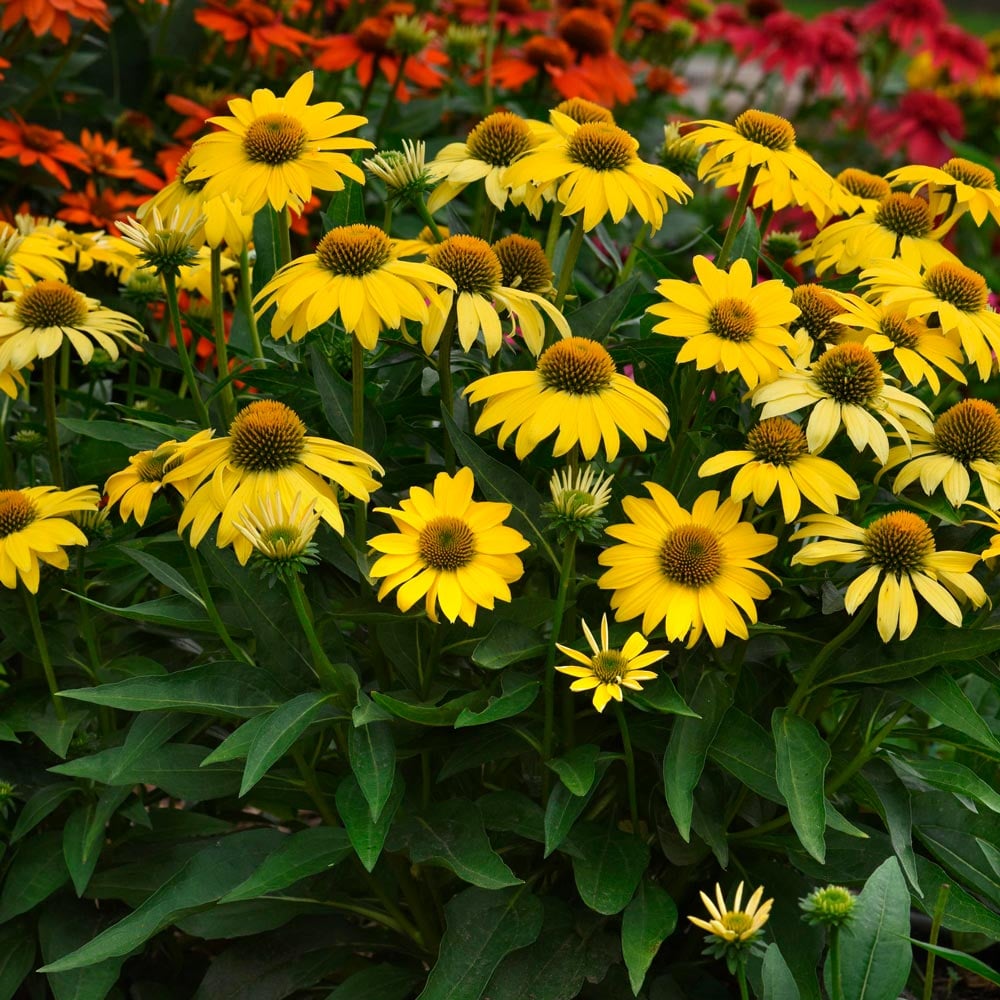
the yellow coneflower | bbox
[689,881,773,945]
[887,157,1000,229]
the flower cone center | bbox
[355,16,392,52]
[934,398,1000,463]
[427,235,502,294]
[659,524,723,587]
[228,400,306,472]
[923,262,988,312]
[14,280,88,328]
[524,36,573,70]
[747,417,808,465]
[567,123,635,171]
[874,192,932,238]
[493,234,552,293]
[242,113,308,165]
[538,337,616,394]
[733,109,795,151]
[316,224,393,276]
[591,649,628,682]
[865,511,934,574]
[722,911,754,935]
[466,112,532,167]
[0,491,36,537]
[418,515,475,570]
[878,310,922,349]
[176,151,207,193]
[709,297,757,343]
[812,343,884,405]
[792,285,842,343]
[557,9,613,55]
[554,97,614,125]
[836,168,891,201]
[137,452,170,483]
[942,157,996,189]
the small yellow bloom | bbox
[235,493,320,563]
[688,881,773,944]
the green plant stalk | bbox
[186,544,252,664]
[543,534,577,775]
[238,248,264,362]
[715,163,761,271]
[287,574,357,703]
[411,196,443,241]
[0,395,13,487]
[437,310,458,473]
[210,247,236,427]
[736,955,750,1000]
[614,702,639,834]
[616,222,649,286]
[277,206,293,269]
[922,883,951,1000]
[42,356,63,488]
[351,335,369,571]
[830,926,844,1000]
[163,272,212,429]
[24,590,65,721]
[554,213,585,310]
[544,202,563,264]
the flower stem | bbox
[543,534,577,778]
[616,222,649,286]
[437,310,458,473]
[42,356,63,488]
[736,956,750,1000]
[614,701,639,834]
[24,589,64,720]
[210,247,236,427]
[830,925,844,1000]
[277,206,293,269]
[186,544,252,664]
[163,271,211,429]
[0,396,13,487]
[351,335,369,577]
[554,213,585,310]
[922,883,951,1000]
[238,248,264,363]
[411,196,443,241]
[715,163,761,271]
[544,202,563,264]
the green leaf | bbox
[221,827,352,903]
[622,880,678,995]
[832,858,911,1000]
[62,788,129,896]
[571,822,649,916]
[663,672,733,841]
[0,920,35,1000]
[39,898,126,1000]
[415,887,543,1000]
[0,831,69,921]
[10,783,77,842]
[120,547,204,606]
[336,773,404,872]
[630,674,697,717]
[709,708,783,803]
[371,689,485,726]
[201,714,270,766]
[324,965,422,1000]
[890,754,1000,814]
[730,208,761,266]
[762,943,801,1000]
[478,791,545,844]
[567,275,640,341]
[472,621,546,671]
[57,418,171,450]
[241,693,331,795]
[39,830,282,973]
[59,662,291,717]
[349,720,396,821]
[69,592,215,630]
[853,761,920,893]
[323,164,366,229]
[310,346,385,454]
[397,801,522,889]
[251,207,281,339]
[908,939,1000,987]
[544,757,612,857]
[455,672,539,729]
[773,709,830,864]
[894,670,1000,753]
[546,744,600,796]
[110,711,190,783]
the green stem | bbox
[163,271,211,429]
[277,206,292,269]
[382,200,393,235]
[24,590,65,721]
[825,703,908,796]
[716,163,761,271]
[287,574,357,703]
[830,926,844,1000]
[922,883,951,1000]
[554,214,585,311]
[1,395,14,487]
[42,356,63,487]
[736,956,750,1000]
[482,0,500,111]
[412,196,443,241]
[614,702,639,834]
[616,222,649,286]
[351,336,370,574]
[437,310,457,473]
[544,201,563,264]
[186,544,252,664]
[210,248,236,427]
[238,249,264,363]
[543,535,577,775]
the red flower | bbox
[0,113,89,188]
[56,180,145,232]
[165,90,238,141]
[444,0,549,33]
[925,23,989,84]
[0,0,109,43]
[856,0,945,50]
[78,129,162,190]
[811,13,866,102]
[868,90,964,166]
[646,66,687,96]
[556,8,636,105]
[194,0,313,61]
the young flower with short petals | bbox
[883,399,1000,509]
[503,111,692,233]
[647,255,799,388]
[699,417,859,521]
[751,343,933,464]
[689,881,773,949]
[545,465,614,541]
[800,886,856,928]
[888,157,1000,230]
[364,140,432,203]
[0,486,100,592]
[236,492,320,576]
[465,337,669,461]
[598,486,778,647]
[0,280,144,369]
[369,467,528,626]
[556,614,666,713]
[791,510,986,642]
[117,207,204,277]
[253,224,455,349]
[164,400,383,565]
[184,71,373,215]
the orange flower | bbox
[0,0,109,43]
[194,0,313,61]
[0,113,89,188]
[78,129,162,190]
[556,9,637,105]
[446,0,549,32]
[165,90,237,141]
[56,180,144,233]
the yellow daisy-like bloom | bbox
[882,399,1000,509]
[795,192,956,276]
[0,280,144,369]
[104,432,212,525]
[369,466,529,625]
[185,71,373,215]
[0,364,26,400]
[0,485,100,592]
[791,510,987,642]
[788,284,848,362]
[40,223,137,276]
[420,235,570,356]
[857,252,1000,381]
[235,492,320,563]
[965,502,1000,564]
[163,400,383,565]
[598,485,778,647]
[887,157,1000,230]
[689,882,773,945]
[751,342,933,464]
[830,291,966,394]
[699,417,859,521]
[253,224,455,349]
[831,168,892,217]
[465,336,669,461]
[503,111,692,233]
[556,614,666,713]
[0,223,70,291]
[427,111,544,216]
[646,255,799,389]
[686,109,837,219]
